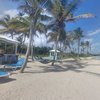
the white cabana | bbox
[49,49,60,60]
[0,35,19,54]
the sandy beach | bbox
[0,58,100,100]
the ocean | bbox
[93,56,100,60]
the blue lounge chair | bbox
[0,71,10,78]
[5,58,25,70]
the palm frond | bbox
[63,0,80,19]
[66,13,95,22]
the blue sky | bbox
[0,0,100,53]
[67,0,100,54]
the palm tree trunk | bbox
[87,47,89,55]
[20,20,34,73]
[31,37,34,61]
[51,41,57,66]
[77,39,80,57]
[11,32,14,39]
[52,34,59,66]
[20,36,26,57]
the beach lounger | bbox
[0,71,10,78]
[4,58,25,70]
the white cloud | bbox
[0,15,3,19]
[41,9,53,17]
[34,34,47,47]
[88,29,100,36]
[91,43,100,48]
[84,38,93,42]
[25,32,49,47]
[4,9,18,18]
[91,43,100,53]
[0,9,18,28]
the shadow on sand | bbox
[0,78,16,84]
[0,67,16,84]
[24,60,100,77]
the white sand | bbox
[0,59,100,100]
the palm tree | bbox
[0,15,16,39]
[47,0,95,65]
[64,32,75,53]
[12,15,49,59]
[74,27,84,56]
[11,0,52,72]
[81,41,86,54]
[46,0,79,65]
[10,16,33,59]
[85,41,90,55]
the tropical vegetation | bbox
[0,0,95,72]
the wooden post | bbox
[15,44,18,54]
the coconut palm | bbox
[0,15,16,39]
[74,27,84,56]
[48,30,66,47]
[85,41,90,55]
[11,15,49,59]
[46,0,79,65]
[11,0,53,72]
[81,42,86,54]
[64,32,75,53]
[81,41,90,55]
[47,0,95,65]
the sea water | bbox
[93,56,100,60]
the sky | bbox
[0,0,100,54]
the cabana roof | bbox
[49,49,60,53]
[0,35,19,44]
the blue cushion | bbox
[6,58,25,67]
[0,71,9,77]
